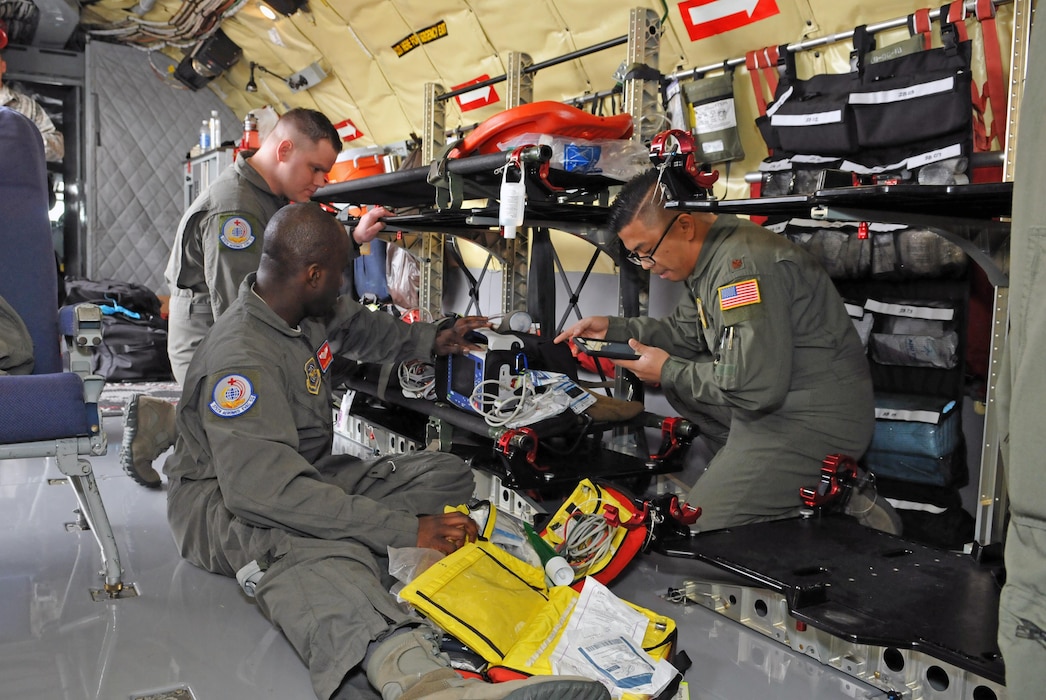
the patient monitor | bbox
[440,330,524,414]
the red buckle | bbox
[650,129,695,159]
[650,415,684,460]
[506,145,529,171]
[603,502,650,531]
[495,427,538,465]
[649,130,720,191]
[507,144,563,194]
[799,454,858,509]
[668,495,701,525]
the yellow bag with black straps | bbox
[399,540,550,663]
[398,540,678,699]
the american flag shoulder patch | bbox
[718,279,761,311]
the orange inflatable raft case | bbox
[327,150,386,183]
[451,100,634,157]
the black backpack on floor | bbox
[65,277,163,317]
[65,277,173,382]
[92,313,173,382]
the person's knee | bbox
[423,451,471,476]
[392,452,472,481]
[998,588,1046,699]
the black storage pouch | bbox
[849,40,973,149]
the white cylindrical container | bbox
[210,110,221,149]
[544,556,574,587]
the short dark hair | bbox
[262,202,344,275]
[606,168,667,234]
[278,108,343,154]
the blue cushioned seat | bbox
[0,106,125,595]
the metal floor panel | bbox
[611,553,889,700]
[0,422,313,700]
[0,418,887,700]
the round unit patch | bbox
[209,373,258,417]
[219,216,256,250]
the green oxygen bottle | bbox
[524,522,574,587]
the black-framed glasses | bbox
[625,214,682,267]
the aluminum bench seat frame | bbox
[0,106,124,596]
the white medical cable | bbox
[398,359,436,400]
[470,372,537,428]
[555,507,616,577]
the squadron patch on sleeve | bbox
[209,374,258,417]
[304,356,322,395]
[218,215,256,250]
[719,279,761,311]
[316,340,333,373]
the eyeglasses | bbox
[625,214,682,267]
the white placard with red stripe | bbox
[333,118,363,142]
[678,0,780,42]
[452,75,500,112]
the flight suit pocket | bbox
[1014,228,1046,332]
[713,326,740,389]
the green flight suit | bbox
[997,12,1046,697]
[607,214,874,530]
[165,153,287,383]
[0,294,33,375]
[164,275,475,699]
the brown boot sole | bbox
[119,394,162,488]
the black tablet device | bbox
[574,337,640,360]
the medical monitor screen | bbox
[444,351,486,412]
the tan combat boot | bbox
[844,470,903,535]
[119,394,176,488]
[365,626,610,700]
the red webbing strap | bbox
[909,8,934,50]
[745,46,782,116]
[760,45,781,95]
[948,0,970,41]
[975,0,1008,150]
[745,50,770,116]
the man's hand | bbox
[417,512,479,555]
[352,205,392,246]
[433,316,490,356]
[553,316,610,353]
[615,338,669,384]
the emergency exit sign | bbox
[452,75,500,112]
[678,0,780,41]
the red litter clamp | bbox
[649,129,719,191]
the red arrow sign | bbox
[333,118,363,142]
[678,0,780,42]
[452,75,500,112]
